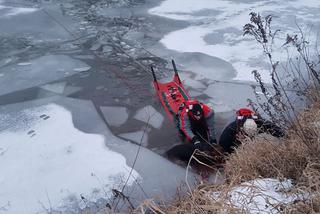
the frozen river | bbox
[0,0,319,213]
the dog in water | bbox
[166,142,225,169]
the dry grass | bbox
[130,100,320,214]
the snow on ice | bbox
[212,178,308,214]
[0,103,139,214]
[0,2,38,18]
[149,0,320,83]
[73,66,91,72]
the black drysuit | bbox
[218,118,284,154]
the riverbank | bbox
[135,94,320,213]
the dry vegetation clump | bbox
[134,183,242,214]
[225,101,320,184]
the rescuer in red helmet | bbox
[219,108,285,154]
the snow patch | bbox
[17,62,32,66]
[134,105,164,129]
[0,2,38,18]
[212,178,307,213]
[4,7,38,17]
[0,104,139,214]
[73,66,91,72]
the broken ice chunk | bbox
[100,106,129,127]
[134,105,164,129]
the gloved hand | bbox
[191,136,201,145]
[194,142,206,151]
[210,138,217,145]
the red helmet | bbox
[236,108,258,136]
[236,108,258,120]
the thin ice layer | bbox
[0,55,89,96]
[119,130,149,146]
[100,106,129,127]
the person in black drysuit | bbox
[166,100,222,164]
[219,108,285,154]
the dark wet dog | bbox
[166,142,225,167]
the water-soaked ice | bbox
[183,78,206,90]
[188,89,203,98]
[0,55,89,96]
[40,82,67,94]
[0,0,75,41]
[100,106,129,127]
[134,105,164,129]
[119,130,149,146]
[203,82,258,112]
[172,52,236,81]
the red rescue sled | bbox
[151,60,190,121]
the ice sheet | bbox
[100,106,129,127]
[119,130,149,146]
[149,0,320,83]
[2,7,38,17]
[0,55,90,96]
[0,2,38,18]
[0,103,138,214]
[203,82,259,112]
[134,105,164,129]
[0,2,75,40]
[183,78,206,90]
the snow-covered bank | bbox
[212,178,307,213]
[0,103,139,214]
[149,0,320,83]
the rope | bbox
[39,6,153,211]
